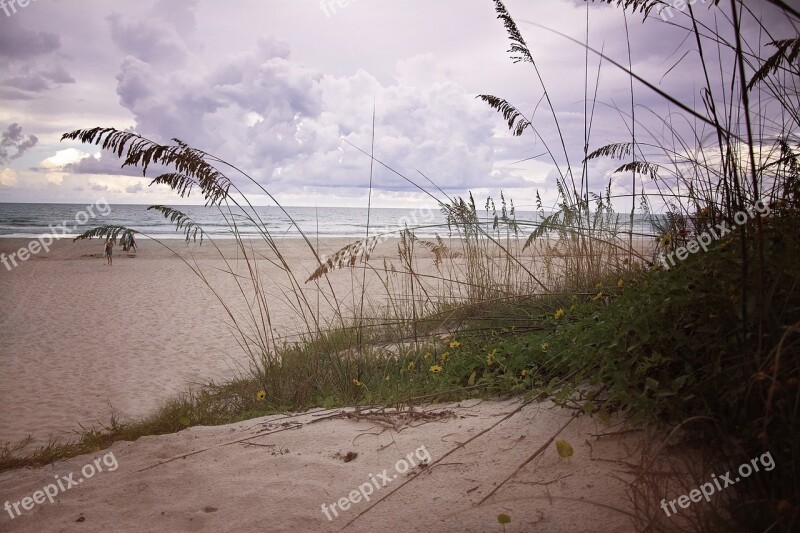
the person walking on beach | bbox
[104,238,114,266]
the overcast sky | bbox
[0,0,795,209]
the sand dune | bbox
[0,399,646,532]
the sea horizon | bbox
[0,202,659,240]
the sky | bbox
[0,0,796,210]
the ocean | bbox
[0,203,657,240]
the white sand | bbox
[0,398,648,532]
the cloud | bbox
[60,152,150,176]
[0,17,75,96]
[0,123,38,164]
[4,66,75,92]
[106,13,190,67]
[0,88,36,100]
[107,25,522,196]
[106,0,201,68]
[0,18,60,59]
[3,0,794,207]
[0,168,19,187]
[36,147,96,184]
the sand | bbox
[0,234,664,532]
[0,235,413,444]
[0,398,649,532]
[0,233,561,444]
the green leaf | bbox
[645,377,659,391]
[671,375,688,390]
[468,371,477,386]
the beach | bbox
[0,234,664,532]
[0,235,413,444]
[1,234,551,441]
[0,0,793,528]
[0,232,643,444]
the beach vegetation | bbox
[2,0,799,530]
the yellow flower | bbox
[407,361,415,370]
[592,291,603,301]
[520,369,528,377]
[256,390,266,400]
[429,364,443,373]
[486,348,497,366]
[541,343,550,351]
[554,308,564,319]
[423,352,431,360]
[617,278,624,288]
[449,340,461,349]
[352,378,363,387]
[440,352,449,362]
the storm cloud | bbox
[0,0,795,207]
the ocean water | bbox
[0,203,657,240]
